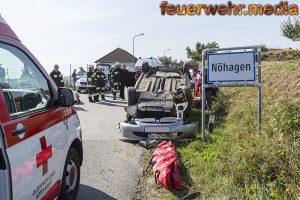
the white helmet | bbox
[114,62,121,68]
[88,65,94,70]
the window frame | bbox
[0,41,54,119]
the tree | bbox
[254,44,269,52]
[186,42,219,62]
[158,56,172,66]
[158,56,181,67]
[281,17,300,42]
[260,44,269,52]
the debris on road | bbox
[146,140,185,191]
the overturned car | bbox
[119,62,197,141]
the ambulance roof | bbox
[0,14,20,41]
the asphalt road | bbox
[75,93,144,200]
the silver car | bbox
[120,62,197,142]
[75,72,110,93]
[75,74,88,93]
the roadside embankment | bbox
[140,60,300,199]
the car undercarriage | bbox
[120,63,197,141]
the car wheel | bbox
[141,62,150,73]
[182,86,193,105]
[127,87,137,106]
[182,86,193,120]
[183,62,190,75]
[59,148,80,200]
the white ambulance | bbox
[0,15,83,200]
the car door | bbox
[0,124,12,200]
[0,42,68,200]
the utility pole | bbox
[70,64,72,89]
[133,33,144,56]
[7,67,9,85]
[164,49,171,56]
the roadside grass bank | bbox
[140,61,300,199]
[262,49,300,62]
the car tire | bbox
[59,148,80,200]
[180,86,193,121]
[182,86,193,105]
[127,87,136,106]
[141,62,150,73]
[183,62,190,75]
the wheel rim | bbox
[65,159,78,194]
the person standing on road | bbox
[109,62,122,100]
[94,66,106,101]
[87,65,96,102]
[77,66,86,77]
[50,64,64,87]
[0,64,5,82]
[72,69,77,90]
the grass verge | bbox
[140,61,300,199]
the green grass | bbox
[264,61,300,71]
[262,50,300,62]
[158,61,300,199]
[176,92,300,199]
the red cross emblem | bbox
[36,136,52,176]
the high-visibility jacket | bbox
[109,67,122,83]
[94,69,106,87]
[87,70,95,87]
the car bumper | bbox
[119,117,197,141]
[75,84,88,92]
[76,83,110,92]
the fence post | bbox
[257,47,262,132]
[201,50,207,142]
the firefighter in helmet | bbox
[109,62,122,100]
[94,66,106,101]
[87,65,96,102]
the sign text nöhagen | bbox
[207,51,256,82]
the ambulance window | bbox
[0,43,51,118]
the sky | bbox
[0,0,299,75]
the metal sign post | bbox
[201,46,262,142]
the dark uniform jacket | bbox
[94,69,106,87]
[0,66,5,81]
[50,70,64,87]
[110,67,122,83]
[72,71,77,82]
